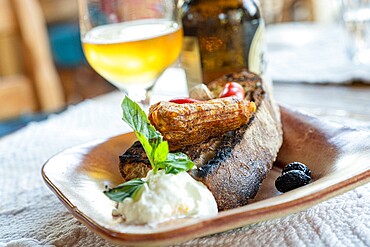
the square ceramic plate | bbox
[42,107,370,246]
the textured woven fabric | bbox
[1,90,370,246]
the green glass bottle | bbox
[181,0,265,89]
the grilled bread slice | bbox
[119,70,283,211]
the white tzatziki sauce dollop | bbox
[116,170,218,224]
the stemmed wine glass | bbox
[78,0,183,107]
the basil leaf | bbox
[104,179,146,202]
[158,152,194,174]
[121,97,194,175]
[121,97,162,141]
[154,141,169,164]
[106,96,197,202]
[122,97,164,170]
[136,131,154,164]
[131,183,146,201]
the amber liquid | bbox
[181,0,264,88]
[82,20,183,90]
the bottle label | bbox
[180,36,203,90]
[248,21,265,75]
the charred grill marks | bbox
[118,69,283,211]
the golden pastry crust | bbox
[148,97,256,150]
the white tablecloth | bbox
[1,87,370,246]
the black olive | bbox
[275,170,311,193]
[282,162,311,177]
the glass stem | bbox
[125,88,151,111]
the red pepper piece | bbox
[219,82,245,99]
[169,97,200,104]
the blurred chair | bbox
[0,0,64,120]
[47,21,88,104]
[260,0,315,24]
[281,0,315,22]
[39,0,85,104]
[39,0,115,104]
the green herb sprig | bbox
[104,97,194,202]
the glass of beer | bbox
[78,0,183,106]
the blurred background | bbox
[0,0,343,135]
